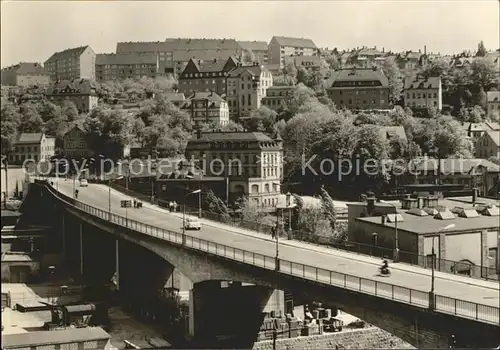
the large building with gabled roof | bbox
[46,79,98,113]
[1,62,50,87]
[8,133,55,165]
[268,36,318,68]
[404,75,442,111]
[178,56,239,96]
[44,45,96,81]
[325,67,390,110]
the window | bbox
[433,93,437,98]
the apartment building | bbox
[44,46,96,81]
[404,76,442,110]
[261,86,294,111]
[95,53,159,81]
[487,91,500,119]
[46,79,98,113]
[268,36,318,68]
[226,63,273,120]
[1,62,50,87]
[178,56,239,96]
[8,133,55,165]
[181,91,229,128]
[116,41,174,76]
[326,67,390,110]
[238,41,269,63]
[185,130,283,207]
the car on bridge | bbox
[79,179,88,187]
[184,217,201,230]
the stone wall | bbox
[252,327,415,350]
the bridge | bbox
[22,178,500,348]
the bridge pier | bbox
[114,238,120,291]
[79,222,84,279]
[189,281,285,347]
[61,212,66,255]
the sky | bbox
[1,0,499,67]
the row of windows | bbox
[262,99,286,106]
[182,79,221,85]
[338,90,382,96]
[335,98,385,106]
[184,71,226,78]
[409,101,438,108]
[407,92,438,99]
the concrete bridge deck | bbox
[45,178,499,325]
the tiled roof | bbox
[188,131,274,143]
[404,76,441,90]
[173,49,237,62]
[163,92,186,102]
[271,36,317,49]
[238,41,268,52]
[227,64,268,78]
[413,158,500,173]
[165,38,241,51]
[16,133,44,144]
[96,53,157,65]
[487,91,500,102]
[116,41,170,53]
[285,55,321,67]
[329,68,389,87]
[182,91,225,108]
[45,46,90,62]
[485,130,500,147]
[46,79,96,95]
[2,62,48,75]
[266,86,295,91]
[466,122,500,132]
[355,47,383,56]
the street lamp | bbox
[286,192,292,239]
[429,223,455,310]
[183,189,201,236]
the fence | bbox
[37,180,500,326]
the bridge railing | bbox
[39,180,500,326]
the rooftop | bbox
[182,91,225,109]
[227,64,268,78]
[413,158,500,173]
[404,76,441,90]
[484,130,500,147]
[1,62,48,76]
[165,37,241,51]
[96,53,157,65]
[45,46,90,63]
[2,327,110,348]
[358,209,499,235]
[15,133,44,144]
[188,131,276,143]
[237,40,268,52]
[46,79,96,95]
[1,253,34,262]
[328,68,389,87]
[271,36,317,49]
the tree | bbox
[205,190,231,222]
[132,117,146,145]
[273,74,296,86]
[282,61,297,78]
[476,40,487,57]
[246,106,277,133]
[320,185,337,230]
[382,57,404,104]
[38,101,61,122]
[471,58,498,90]
[60,100,79,122]
[0,102,21,154]
[18,103,43,133]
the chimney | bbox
[424,45,427,55]
[472,188,478,205]
[196,129,202,139]
[417,197,424,209]
[381,215,386,224]
[382,47,385,53]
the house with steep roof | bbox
[268,36,318,68]
[178,56,239,97]
[404,76,442,111]
[46,79,98,113]
[487,91,500,119]
[163,92,186,107]
[476,130,500,160]
[1,62,50,87]
[225,63,273,119]
[284,55,322,71]
[62,125,91,159]
[325,67,390,110]
[44,46,95,81]
[8,133,55,165]
[184,130,283,206]
[396,49,427,71]
[180,91,229,128]
[347,47,385,68]
[95,53,159,81]
[238,41,269,63]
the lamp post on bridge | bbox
[108,176,124,220]
[429,223,455,311]
[182,189,201,240]
[384,201,399,262]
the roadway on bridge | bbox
[56,180,499,307]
